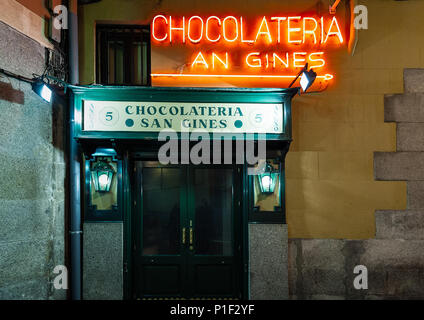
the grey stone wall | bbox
[289,239,424,299]
[83,223,123,300]
[249,224,288,300]
[0,21,66,300]
[289,69,424,300]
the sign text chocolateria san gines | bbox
[83,101,284,134]
[151,14,344,82]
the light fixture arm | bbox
[330,0,342,14]
[37,74,70,93]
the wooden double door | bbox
[132,161,243,299]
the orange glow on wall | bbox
[206,16,221,42]
[255,16,273,43]
[191,51,209,68]
[212,52,229,69]
[151,14,346,86]
[187,16,203,43]
[222,16,238,42]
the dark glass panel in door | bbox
[193,168,233,256]
[142,167,181,255]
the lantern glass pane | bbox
[261,175,272,193]
[98,173,109,191]
[253,160,281,212]
[90,157,117,211]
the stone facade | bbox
[249,224,288,300]
[289,69,424,300]
[83,223,123,300]
[0,21,66,299]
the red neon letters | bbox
[151,15,343,80]
[152,15,343,45]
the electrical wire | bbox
[0,67,70,91]
[0,68,34,84]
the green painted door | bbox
[133,161,242,299]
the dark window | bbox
[96,25,151,85]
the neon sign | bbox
[151,15,346,86]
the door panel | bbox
[142,265,181,294]
[193,168,233,256]
[133,161,241,299]
[142,167,181,255]
[188,167,238,297]
[134,162,187,298]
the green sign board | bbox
[71,86,296,141]
[83,100,284,134]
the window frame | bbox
[96,24,151,86]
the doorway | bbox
[131,161,243,299]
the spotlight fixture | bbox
[32,80,53,103]
[0,68,69,103]
[300,69,317,92]
[288,63,317,93]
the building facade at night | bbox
[1,0,424,300]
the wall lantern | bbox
[258,162,279,194]
[91,161,114,192]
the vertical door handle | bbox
[189,220,194,251]
[189,227,194,251]
[182,227,186,244]
[189,227,193,245]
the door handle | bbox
[189,219,194,251]
[189,227,194,251]
[189,227,193,245]
[182,227,186,245]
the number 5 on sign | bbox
[105,112,113,121]
[99,107,119,127]
[255,114,263,123]
[249,108,268,128]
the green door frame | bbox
[128,160,243,299]
[71,86,296,300]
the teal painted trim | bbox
[70,86,296,141]
[242,164,249,300]
[123,151,132,300]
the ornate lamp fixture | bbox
[258,162,279,194]
[91,161,114,192]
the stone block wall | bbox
[83,223,123,300]
[249,224,288,300]
[0,21,66,299]
[289,69,424,300]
